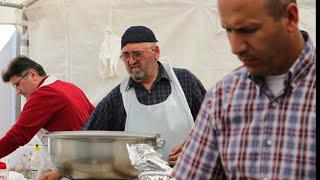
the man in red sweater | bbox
[0,56,95,158]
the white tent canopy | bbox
[0,0,316,104]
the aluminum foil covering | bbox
[126,144,173,179]
[138,171,171,180]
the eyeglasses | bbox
[120,45,156,62]
[120,51,145,62]
[13,71,29,89]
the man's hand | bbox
[38,170,61,180]
[168,143,184,167]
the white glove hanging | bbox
[98,26,121,79]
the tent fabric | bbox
[1,0,316,104]
[23,0,240,104]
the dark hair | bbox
[265,0,297,20]
[2,55,46,82]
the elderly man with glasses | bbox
[39,25,206,180]
[0,56,95,159]
[83,25,206,165]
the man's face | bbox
[121,43,160,83]
[218,0,292,76]
[9,70,37,100]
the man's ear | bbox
[284,3,299,32]
[153,45,160,60]
[29,69,39,80]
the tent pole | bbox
[20,13,29,57]
[23,0,40,8]
[0,0,40,9]
[0,2,23,9]
[15,32,22,119]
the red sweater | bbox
[0,79,94,158]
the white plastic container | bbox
[0,161,8,180]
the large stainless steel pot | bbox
[47,131,160,179]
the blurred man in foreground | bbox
[172,0,316,179]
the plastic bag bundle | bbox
[98,26,121,78]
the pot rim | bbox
[46,130,160,139]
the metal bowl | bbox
[47,131,160,179]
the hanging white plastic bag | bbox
[98,26,121,78]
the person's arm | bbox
[189,71,207,120]
[0,89,64,158]
[171,89,224,179]
[82,85,126,131]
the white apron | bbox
[120,62,194,160]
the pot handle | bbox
[156,139,165,149]
[154,133,165,149]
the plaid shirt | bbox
[82,62,206,130]
[172,32,316,180]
